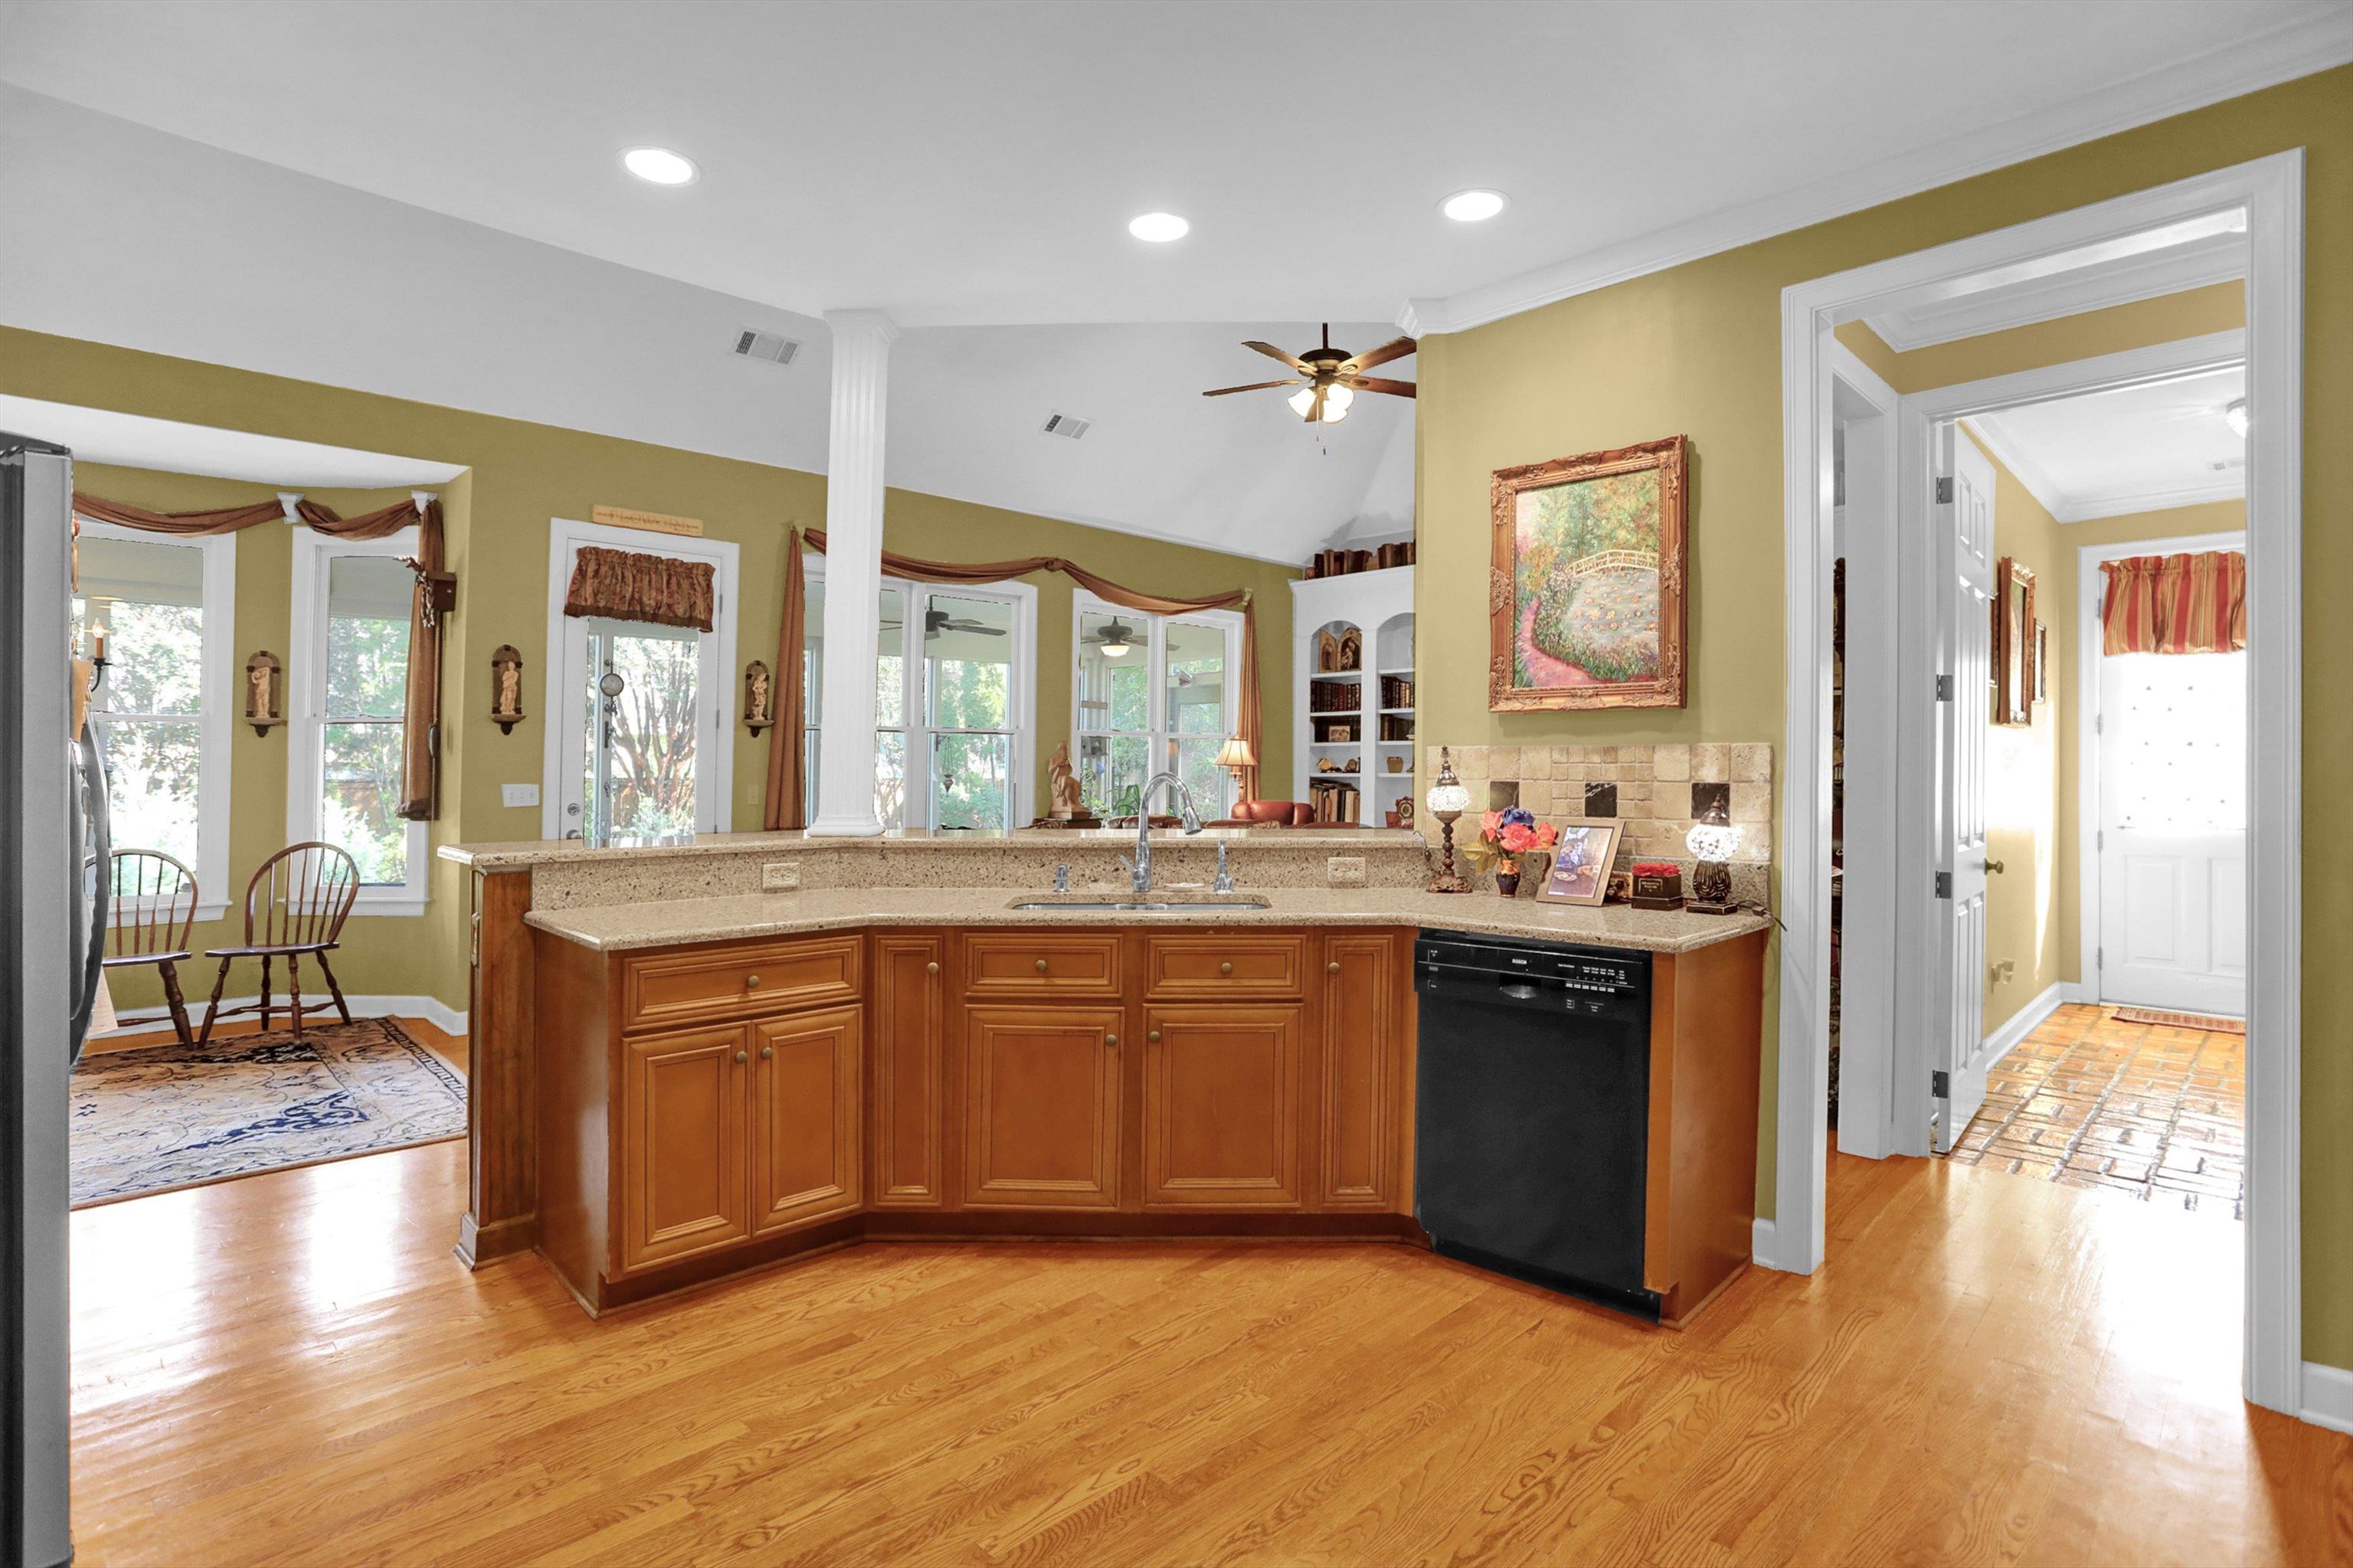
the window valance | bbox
[2099,550,2247,656]
[561,545,716,632]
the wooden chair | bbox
[198,843,359,1044]
[99,849,201,1045]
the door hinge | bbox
[1935,871,1952,899]
[1932,1069,1950,1098]
[2097,946,2104,970]
[2095,713,2103,735]
[1935,673,1953,701]
[2096,828,2104,850]
[1934,476,1955,505]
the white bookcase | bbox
[1289,565,1414,825]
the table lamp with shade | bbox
[1684,820,1741,914]
[1214,734,1255,798]
[1425,748,1471,893]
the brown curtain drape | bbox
[74,489,450,819]
[768,529,1264,828]
[2100,550,2247,656]
[763,530,809,830]
[561,544,716,632]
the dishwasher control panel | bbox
[1415,931,1647,994]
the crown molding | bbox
[1862,231,2246,351]
[1956,414,2070,519]
[2054,474,2246,523]
[1405,12,2353,336]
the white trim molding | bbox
[1981,983,2067,1074]
[2302,1363,2353,1438]
[1863,228,2244,352]
[96,992,468,1041]
[1778,152,2302,1420]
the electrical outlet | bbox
[762,861,800,892]
[500,783,539,809]
[1327,855,1367,889]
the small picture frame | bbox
[2034,620,2050,703]
[1537,819,1622,906]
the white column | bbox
[806,307,898,836]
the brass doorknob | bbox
[926,961,940,974]
[760,1046,773,1060]
[1985,859,2006,875]
[1106,1033,1120,1048]
[1147,1030,1162,1043]
[1219,961,1234,975]
[745,974,762,988]
[734,1050,748,1064]
[1327,961,1341,974]
[1035,957,1049,973]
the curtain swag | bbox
[74,489,449,820]
[561,545,716,633]
[2099,550,2247,656]
[761,527,1263,830]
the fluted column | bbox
[807,308,897,836]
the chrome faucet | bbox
[1113,771,1203,895]
[1213,839,1235,895]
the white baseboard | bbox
[1751,1216,1779,1270]
[2302,1362,2353,1435]
[1981,982,2066,1070]
[2059,981,2099,1004]
[96,992,468,1039]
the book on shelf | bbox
[1379,675,1415,709]
[1379,714,1415,741]
[1307,777,1361,824]
[1308,680,1361,714]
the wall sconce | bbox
[489,645,526,734]
[244,651,284,738]
[743,660,775,735]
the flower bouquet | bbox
[1472,807,1559,896]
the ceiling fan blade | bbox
[1339,336,1417,374]
[1201,379,1299,397]
[1340,375,1417,398]
[1241,340,1307,371]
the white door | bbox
[556,614,725,840]
[2096,649,2247,1014]
[1931,427,1996,1151]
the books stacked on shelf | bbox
[1308,679,1361,714]
[1379,674,1414,709]
[1304,542,1416,579]
[1307,777,1362,823]
[1379,713,1415,741]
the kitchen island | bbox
[443,828,1769,1321]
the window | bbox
[801,561,1034,830]
[290,527,427,913]
[71,522,235,920]
[1073,594,1240,820]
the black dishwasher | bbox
[1412,929,1658,1319]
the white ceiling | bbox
[1965,366,2246,522]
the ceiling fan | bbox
[1083,616,1142,657]
[925,607,1003,640]
[1203,323,1415,424]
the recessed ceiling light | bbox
[623,147,699,186]
[1128,211,1190,243]
[1441,188,1507,223]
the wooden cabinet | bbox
[869,935,947,1208]
[622,936,859,1031]
[962,1005,1123,1210]
[618,1023,751,1274]
[963,932,1122,998]
[751,1006,862,1234]
[1143,1005,1301,1208]
[1144,933,1307,999]
[1317,934,1404,1210]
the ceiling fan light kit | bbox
[1203,323,1415,425]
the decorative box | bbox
[1630,862,1684,911]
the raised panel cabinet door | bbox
[1318,934,1400,1210]
[751,1005,862,1234]
[962,1006,1122,1210]
[870,935,947,1208]
[619,1023,751,1275]
[1143,1005,1302,1209]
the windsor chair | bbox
[99,849,201,1046]
[197,843,359,1044]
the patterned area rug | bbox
[70,1018,466,1208]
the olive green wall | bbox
[1414,64,2350,1365]
[14,332,1291,1016]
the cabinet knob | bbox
[1219,961,1234,975]
[1328,961,1342,974]
[745,974,762,989]
[760,1045,773,1060]
[1035,957,1049,973]
[927,961,941,975]
[1147,1030,1162,1043]
[734,1050,748,1064]
[1106,1033,1119,1048]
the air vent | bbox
[2211,457,2247,472]
[733,327,801,365]
[1041,411,1091,440]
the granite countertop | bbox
[443,825,1425,871]
[523,885,1772,955]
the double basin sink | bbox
[1006,895,1270,913]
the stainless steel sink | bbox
[1007,898,1269,912]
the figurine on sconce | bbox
[743,660,774,735]
[244,651,284,737]
[489,645,526,735]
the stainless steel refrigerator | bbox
[5,430,105,1568]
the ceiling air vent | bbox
[1041,411,1091,440]
[733,327,801,365]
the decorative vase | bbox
[1494,856,1520,897]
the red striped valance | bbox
[2099,551,2246,656]
[562,545,715,632]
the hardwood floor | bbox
[68,1026,2353,1566]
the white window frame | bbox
[800,555,1037,831]
[1069,591,1244,820]
[75,519,236,923]
[288,524,429,916]
[539,516,738,840]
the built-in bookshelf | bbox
[1290,565,1413,826]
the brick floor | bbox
[1940,1003,2245,1219]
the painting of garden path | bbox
[1512,468,1662,687]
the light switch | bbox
[501,783,540,809]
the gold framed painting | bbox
[1993,557,2035,726]
[1490,435,1687,712]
